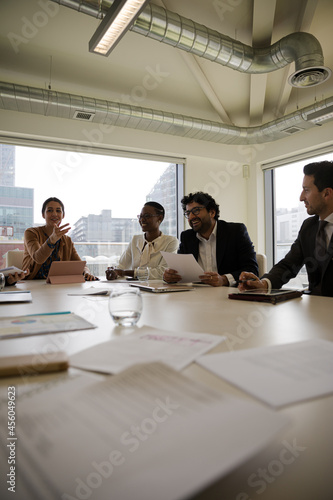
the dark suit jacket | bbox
[178,220,258,281]
[262,215,333,297]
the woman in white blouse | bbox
[105,202,178,280]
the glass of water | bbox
[108,287,142,326]
[136,266,150,281]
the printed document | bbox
[0,312,96,339]
[197,339,333,407]
[0,363,289,500]
[161,251,204,283]
[71,325,224,373]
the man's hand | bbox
[199,272,227,287]
[237,271,267,291]
[163,268,182,283]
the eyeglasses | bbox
[184,206,205,219]
[137,213,160,220]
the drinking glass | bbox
[136,266,150,281]
[108,288,142,326]
[0,273,5,291]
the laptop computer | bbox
[46,261,86,284]
[130,282,194,293]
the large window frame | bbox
[263,146,333,285]
[0,138,185,271]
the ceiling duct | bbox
[51,0,331,87]
[1,81,333,145]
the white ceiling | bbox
[1,0,333,132]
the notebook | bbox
[228,289,304,304]
[0,291,32,303]
[130,283,194,293]
[46,261,86,284]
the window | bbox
[264,150,333,289]
[0,143,184,273]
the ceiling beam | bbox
[156,0,233,124]
[250,0,277,125]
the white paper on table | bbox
[0,362,289,500]
[161,251,204,283]
[0,312,96,339]
[71,325,225,373]
[197,339,333,407]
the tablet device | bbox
[228,289,303,304]
[0,266,26,277]
[46,261,86,284]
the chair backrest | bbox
[5,250,24,269]
[256,253,267,277]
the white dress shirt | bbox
[118,232,179,280]
[196,222,235,285]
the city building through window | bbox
[0,144,183,275]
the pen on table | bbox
[235,278,258,285]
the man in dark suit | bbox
[163,192,258,287]
[239,161,333,297]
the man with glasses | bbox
[163,192,258,287]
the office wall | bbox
[1,109,333,255]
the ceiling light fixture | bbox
[89,0,150,56]
[306,104,333,124]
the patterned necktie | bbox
[315,220,328,262]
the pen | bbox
[235,278,258,285]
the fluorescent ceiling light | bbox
[89,0,150,56]
[306,104,333,124]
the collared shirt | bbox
[118,232,179,280]
[196,221,218,273]
[196,222,235,285]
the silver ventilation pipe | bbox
[51,0,331,87]
[1,81,333,145]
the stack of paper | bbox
[0,362,289,500]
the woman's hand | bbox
[105,267,124,280]
[6,269,30,285]
[84,273,99,281]
[49,222,71,245]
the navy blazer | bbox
[263,215,333,296]
[178,219,258,281]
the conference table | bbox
[0,279,332,500]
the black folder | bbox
[228,289,304,304]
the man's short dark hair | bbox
[181,192,220,220]
[303,161,333,191]
[144,201,165,221]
